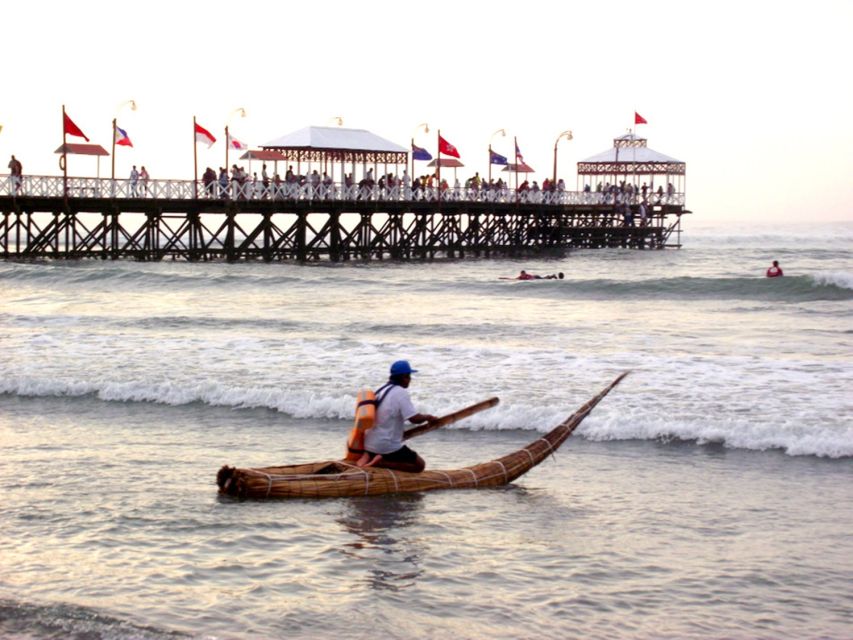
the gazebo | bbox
[239,149,288,176]
[576,133,685,195]
[427,157,464,182]
[262,126,407,183]
[502,161,536,189]
[54,143,109,178]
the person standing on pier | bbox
[139,166,150,197]
[638,202,648,226]
[402,169,411,199]
[7,155,22,195]
[218,167,229,199]
[129,165,139,197]
[273,172,282,199]
[202,167,216,198]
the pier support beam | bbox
[0,197,688,261]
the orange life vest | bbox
[344,388,378,461]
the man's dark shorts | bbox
[369,445,418,463]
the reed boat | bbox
[216,372,627,499]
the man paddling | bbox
[362,360,438,473]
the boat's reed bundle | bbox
[217,372,628,499]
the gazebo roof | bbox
[502,162,536,173]
[264,126,407,153]
[580,146,682,164]
[239,150,288,162]
[54,143,109,156]
[580,133,682,164]
[262,126,407,164]
[427,158,465,168]
[578,133,685,175]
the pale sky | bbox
[2,0,852,226]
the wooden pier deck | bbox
[0,176,688,261]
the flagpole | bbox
[225,125,230,174]
[436,130,441,202]
[111,118,117,181]
[514,136,519,201]
[193,116,199,199]
[632,115,637,193]
[410,138,414,184]
[488,144,492,184]
[552,137,557,186]
[61,105,68,200]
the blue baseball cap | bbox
[390,360,418,376]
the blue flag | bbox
[412,143,432,161]
[490,149,508,165]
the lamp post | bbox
[488,128,506,184]
[111,99,137,180]
[552,129,573,185]
[225,107,247,173]
[411,122,429,181]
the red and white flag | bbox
[634,112,648,125]
[227,133,248,150]
[64,112,90,141]
[195,122,216,148]
[438,134,460,158]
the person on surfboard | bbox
[362,360,438,473]
[501,270,563,280]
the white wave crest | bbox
[3,373,851,459]
[810,271,853,290]
[577,412,853,459]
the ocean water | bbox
[0,221,851,639]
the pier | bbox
[1,127,689,261]
[0,176,687,261]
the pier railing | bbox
[0,174,685,207]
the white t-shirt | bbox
[363,384,417,455]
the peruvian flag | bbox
[64,112,90,141]
[195,122,216,148]
[634,112,648,125]
[438,134,460,158]
[227,133,248,150]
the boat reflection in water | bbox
[337,493,426,591]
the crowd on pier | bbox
[2,156,683,211]
[195,164,582,203]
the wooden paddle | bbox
[404,397,499,440]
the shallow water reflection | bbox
[337,493,425,591]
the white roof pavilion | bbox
[578,133,685,176]
[263,126,407,165]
